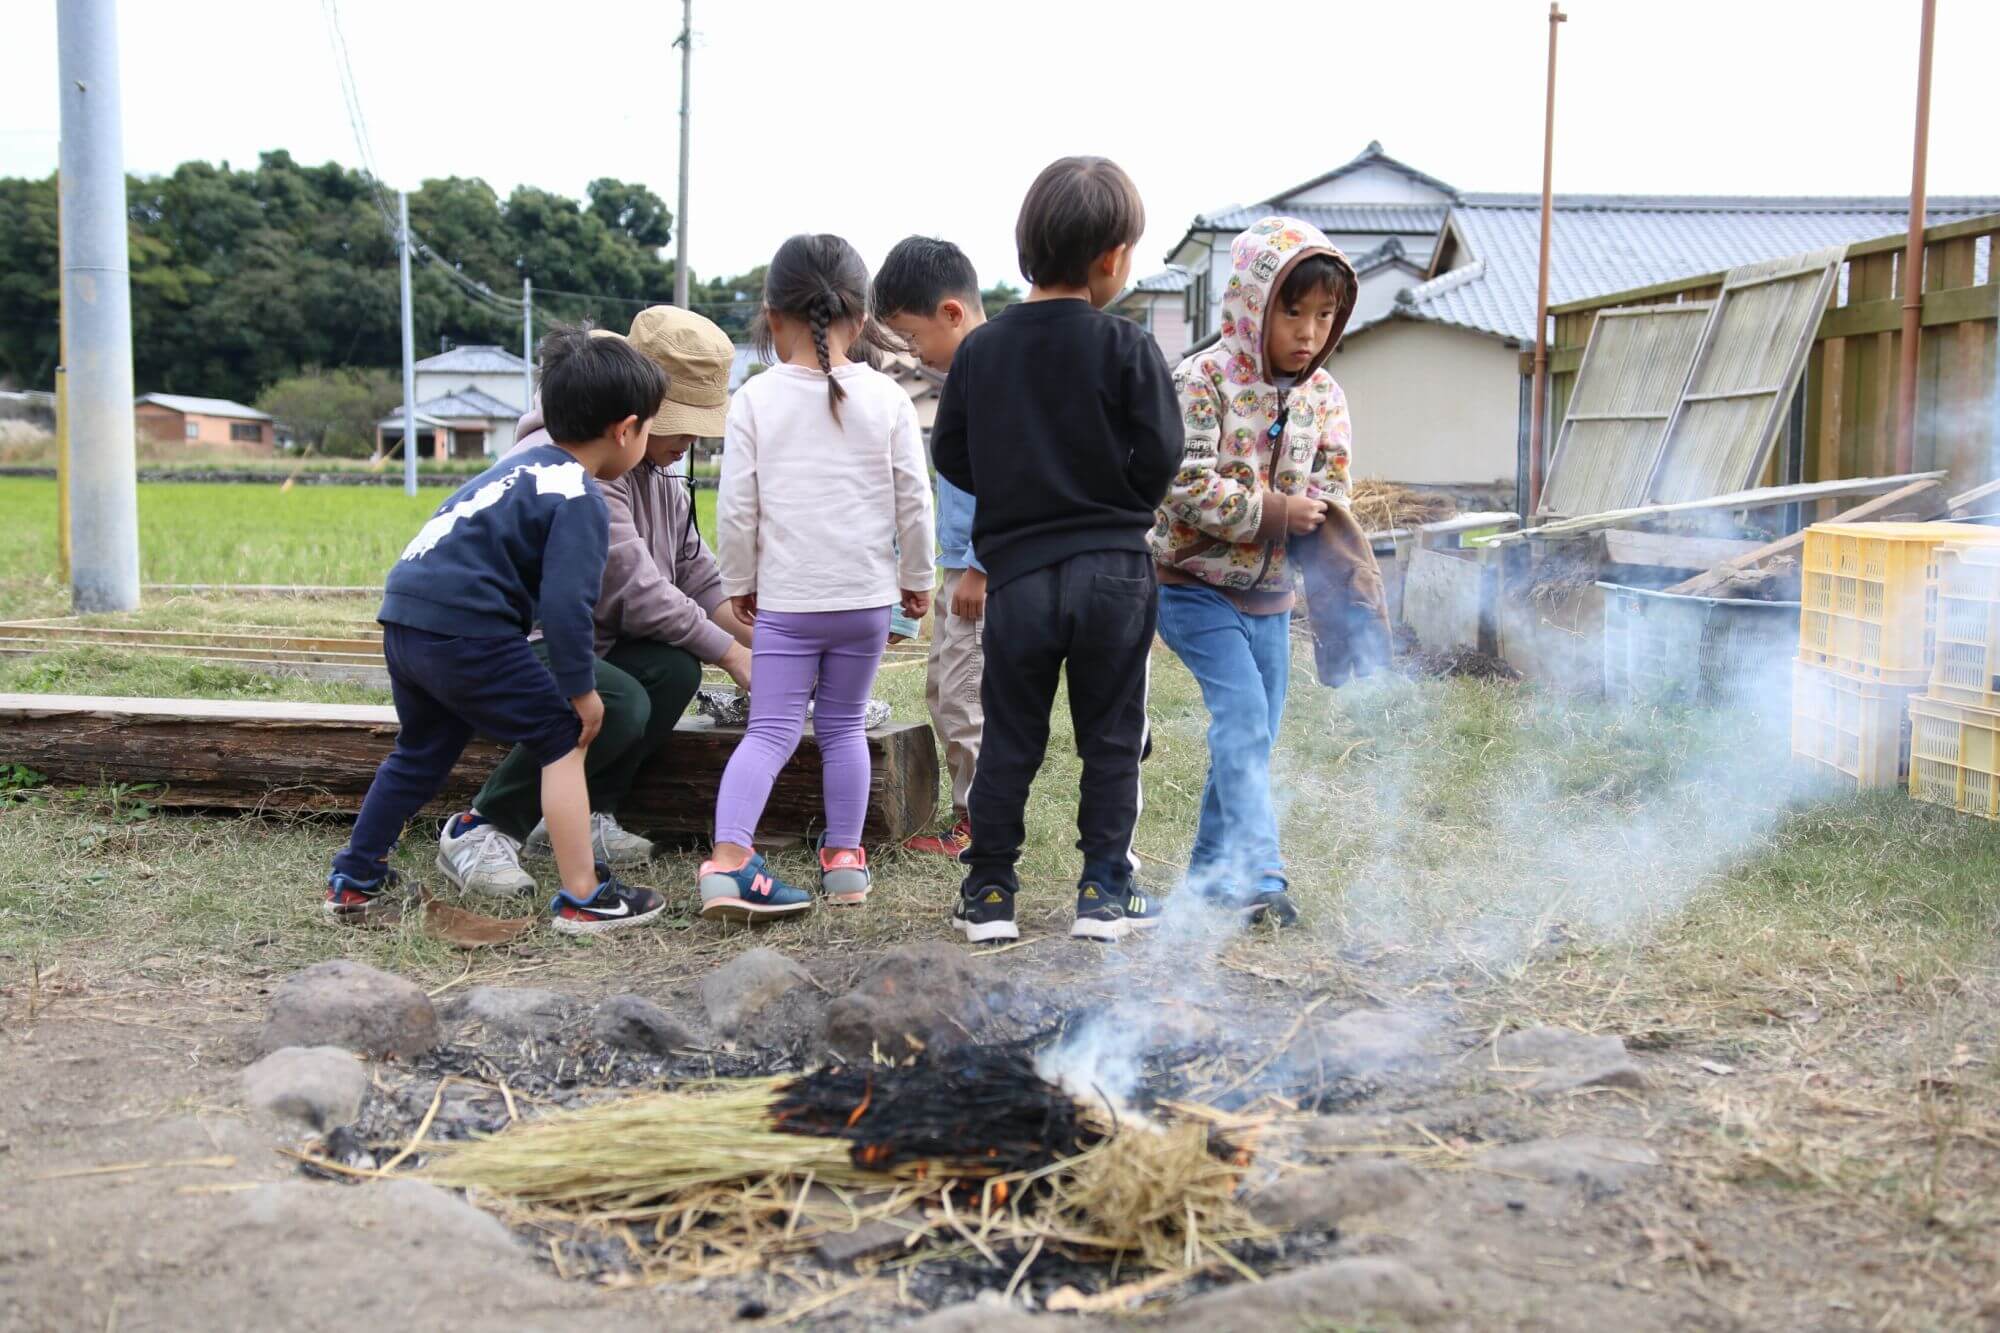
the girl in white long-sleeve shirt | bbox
[700,233,935,921]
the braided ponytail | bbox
[758,233,875,426]
[808,292,847,423]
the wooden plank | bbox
[0,695,939,845]
[1494,471,1947,543]
[1815,284,1999,341]
[1415,512,1521,549]
[1948,475,2000,516]
[1814,337,1845,522]
[1664,477,1947,595]
[1401,547,1493,654]
[1603,530,1768,569]
[1845,213,2000,257]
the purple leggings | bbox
[714,606,890,849]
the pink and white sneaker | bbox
[818,846,872,907]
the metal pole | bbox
[399,190,418,496]
[1894,0,1937,475]
[672,0,692,309]
[54,140,71,583]
[1527,2,1567,519]
[521,277,534,413]
[57,0,139,613]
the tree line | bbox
[0,150,1021,450]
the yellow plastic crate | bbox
[1908,694,2000,820]
[1927,544,2000,709]
[1797,522,2000,684]
[1790,658,1920,789]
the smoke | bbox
[1039,606,1827,1101]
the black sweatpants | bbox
[964,549,1154,885]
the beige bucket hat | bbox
[628,305,734,438]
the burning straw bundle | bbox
[424,1049,1265,1281]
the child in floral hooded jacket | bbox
[1147,215,1357,925]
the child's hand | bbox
[720,642,752,693]
[950,568,987,622]
[571,689,605,749]
[1285,494,1330,536]
[901,588,931,621]
[730,593,758,625]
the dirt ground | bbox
[5,906,1997,1332]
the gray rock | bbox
[1293,1006,1431,1073]
[820,942,997,1060]
[240,1046,370,1131]
[258,960,439,1059]
[590,994,692,1054]
[903,1304,1063,1332]
[446,985,574,1040]
[1153,1256,1447,1328]
[1479,1134,1661,1195]
[1493,1025,1648,1097]
[235,1178,518,1258]
[700,947,814,1036]
[1244,1158,1422,1230]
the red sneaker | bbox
[902,817,971,858]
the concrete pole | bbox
[672,0,692,308]
[57,0,140,612]
[399,191,418,496]
[521,277,534,414]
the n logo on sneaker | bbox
[751,874,774,899]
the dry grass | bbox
[1348,480,1455,534]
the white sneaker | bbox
[526,811,655,868]
[436,816,536,897]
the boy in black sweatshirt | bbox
[931,155,1185,944]
[324,327,669,935]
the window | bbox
[184,421,198,439]
[229,422,263,443]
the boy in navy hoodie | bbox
[324,327,669,935]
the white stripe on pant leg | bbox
[1125,648,1152,880]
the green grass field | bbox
[0,477,717,612]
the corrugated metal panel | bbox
[1540,302,1715,516]
[1645,246,1844,504]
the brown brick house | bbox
[133,393,275,453]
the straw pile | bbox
[422,1053,1268,1283]
[1349,480,1456,534]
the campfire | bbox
[424,1045,1266,1284]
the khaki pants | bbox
[926,567,985,814]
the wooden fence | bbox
[1529,214,2000,519]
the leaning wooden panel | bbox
[1647,246,1846,505]
[1539,302,1714,518]
[0,694,938,845]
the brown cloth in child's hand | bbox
[1293,503,1393,686]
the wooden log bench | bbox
[0,693,938,846]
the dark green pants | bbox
[472,638,704,841]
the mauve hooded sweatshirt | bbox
[510,402,734,662]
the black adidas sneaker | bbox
[1071,879,1128,942]
[952,876,1019,944]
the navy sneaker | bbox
[697,852,814,923]
[1120,883,1163,933]
[550,863,666,936]
[952,873,1019,944]
[323,868,404,924]
[1247,879,1301,928]
[1072,878,1128,942]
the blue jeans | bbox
[1156,584,1291,893]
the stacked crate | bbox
[1791,522,2000,788]
[1908,543,2000,817]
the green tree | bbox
[587,178,672,250]
[981,282,1022,319]
[257,366,401,457]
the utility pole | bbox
[1526,2,1567,519]
[521,277,534,414]
[54,140,71,583]
[673,0,692,309]
[399,190,418,496]
[57,0,140,613]
[1894,0,1937,475]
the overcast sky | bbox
[6,1,1996,297]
